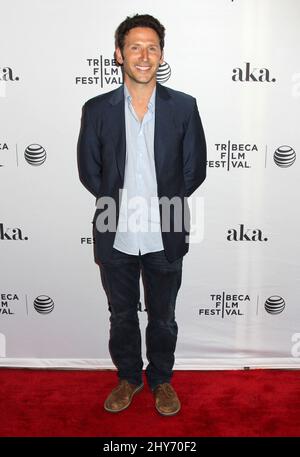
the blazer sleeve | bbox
[77,102,102,198]
[182,99,207,197]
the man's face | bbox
[115,27,164,85]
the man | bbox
[78,14,206,416]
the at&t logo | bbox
[264,296,285,314]
[34,295,54,314]
[273,145,296,168]
[24,144,47,166]
[156,62,171,83]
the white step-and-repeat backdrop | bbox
[1,0,300,369]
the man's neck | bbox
[124,79,156,104]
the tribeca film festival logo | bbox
[91,190,204,244]
[0,66,19,97]
[81,234,95,245]
[0,143,46,167]
[208,141,254,170]
[199,293,249,318]
[227,224,268,242]
[232,62,276,83]
[0,142,8,167]
[0,293,54,316]
[199,293,286,319]
[208,142,296,171]
[0,294,19,315]
[75,56,171,88]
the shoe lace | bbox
[157,383,175,399]
[114,380,130,395]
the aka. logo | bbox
[0,67,19,82]
[264,296,285,314]
[227,224,268,242]
[232,62,276,82]
[24,144,46,166]
[274,145,296,168]
[0,223,28,241]
[33,295,54,314]
[156,62,171,83]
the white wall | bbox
[1,0,300,369]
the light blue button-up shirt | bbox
[113,84,164,255]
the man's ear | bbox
[115,47,124,65]
[159,51,164,65]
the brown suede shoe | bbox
[104,380,143,413]
[153,383,181,416]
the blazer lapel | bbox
[108,85,126,185]
[154,83,174,182]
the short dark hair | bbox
[115,14,165,52]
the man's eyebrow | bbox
[128,41,159,46]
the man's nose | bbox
[140,48,149,60]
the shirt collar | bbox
[124,84,156,113]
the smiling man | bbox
[78,14,207,416]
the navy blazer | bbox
[77,82,206,263]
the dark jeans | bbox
[99,248,183,390]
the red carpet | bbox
[0,369,299,437]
